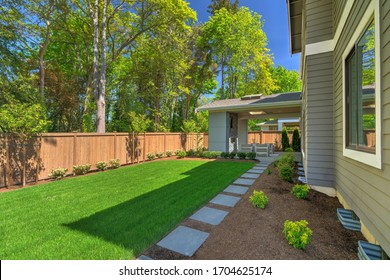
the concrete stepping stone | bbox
[298,167,304,171]
[234,178,255,186]
[252,166,266,170]
[224,185,249,195]
[241,173,260,179]
[210,194,241,207]
[157,226,209,257]
[256,164,269,167]
[190,206,229,225]
[297,171,305,176]
[138,255,153,260]
[247,169,263,174]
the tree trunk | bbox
[96,0,108,133]
[38,20,51,98]
[221,54,225,99]
[91,0,100,132]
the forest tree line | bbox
[0,0,301,134]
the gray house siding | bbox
[306,0,333,44]
[304,51,334,187]
[208,112,228,152]
[333,0,347,33]
[333,0,390,255]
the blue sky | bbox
[186,0,301,71]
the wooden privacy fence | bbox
[248,131,294,150]
[0,132,208,188]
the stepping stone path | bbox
[139,154,282,260]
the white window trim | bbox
[342,0,382,169]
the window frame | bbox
[342,0,382,169]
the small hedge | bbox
[279,164,293,182]
[108,159,120,169]
[237,152,247,159]
[249,190,269,209]
[247,152,256,160]
[49,167,68,180]
[73,164,91,175]
[177,150,186,159]
[228,152,237,159]
[283,220,312,250]
[292,184,310,199]
[147,153,155,161]
[166,151,173,157]
[96,161,108,171]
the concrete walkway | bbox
[138,155,280,260]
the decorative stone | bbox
[210,194,241,207]
[190,206,229,225]
[224,185,249,195]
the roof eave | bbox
[287,0,303,54]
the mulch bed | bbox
[144,162,365,260]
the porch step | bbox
[337,208,361,231]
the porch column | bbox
[238,119,248,150]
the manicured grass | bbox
[0,160,254,259]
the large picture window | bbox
[345,19,376,153]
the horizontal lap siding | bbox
[333,0,347,34]
[306,51,334,187]
[333,0,390,254]
[306,0,333,44]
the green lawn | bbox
[0,160,254,259]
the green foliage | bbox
[156,152,164,159]
[174,150,181,156]
[186,149,196,157]
[177,150,187,159]
[247,152,256,160]
[73,164,91,176]
[248,119,265,131]
[283,220,313,250]
[292,129,301,152]
[166,151,173,157]
[279,164,293,182]
[147,153,155,161]
[220,152,229,158]
[271,65,302,93]
[128,112,152,133]
[266,168,272,175]
[285,147,294,152]
[201,151,221,159]
[96,161,108,171]
[228,152,237,159]
[237,152,247,159]
[276,153,295,169]
[292,184,310,199]
[108,159,120,169]
[249,190,269,209]
[281,128,290,151]
[49,168,68,180]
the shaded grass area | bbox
[0,160,254,259]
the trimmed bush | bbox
[73,164,91,175]
[266,168,272,175]
[249,190,269,209]
[276,152,295,169]
[108,159,120,169]
[177,150,186,159]
[247,152,257,160]
[285,147,294,152]
[156,152,163,159]
[228,152,237,159]
[174,150,181,156]
[220,152,229,158]
[166,151,173,157]
[279,164,293,182]
[96,161,108,171]
[281,127,290,151]
[186,149,195,157]
[292,184,310,199]
[202,151,221,159]
[283,220,313,250]
[237,152,247,160]
[195,149,204,157]
[49,167,68,180]
[292,128,301,152]
[147,153,155,161]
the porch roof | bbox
[197,92,301,119]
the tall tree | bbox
[208,0,239,15]
[271,65,302,93]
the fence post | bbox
[4,134,10,187]
[164,133,166,156]
[143,132,146,162]
[73,133,77,167]
[260,131,263,144]
[114,132,117,160]
[132,132,135,164]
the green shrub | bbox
[177,150,186,159]
[285,147,294,152]
[220,152,229,158]
[166,151,173,157]
[249,190,269,209]
[281,127,290,151]
[266,168,272,175]
[279,164,293,182]
[283,220,313,250]
[108,159,120,169]
[210,151,221,158]
[156,152,163,159]
[228,152,236,159]
[247,152,256,160]
[96,161,108,171]
[292,184,310,199]
[276,153,295,168]
[49,167,68,180]
[292,128,301,152]
[73,164,91,175]
[195,149,204,157]
[237,152,247,159]
[174,150,181,156]
[186,149,195,157]
[147,153,155,161]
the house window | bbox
[342,0,381,169]
[345,19,376,153]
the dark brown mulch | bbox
[144,163,365,260]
